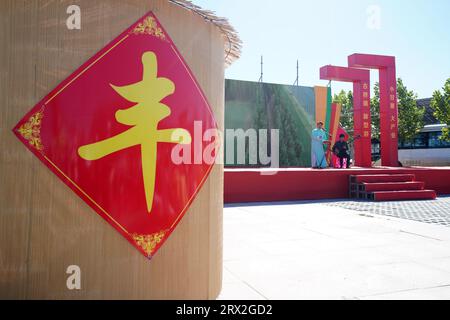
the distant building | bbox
[372,98,449,166]
[397,98,450,166]
[417,98,438,125]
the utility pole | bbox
[258,55,263,82]
[293,59,299,86]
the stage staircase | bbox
[349,173,436,201]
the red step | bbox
[371,190,436,201]
[352,174,415,183]
[361,181,424,192]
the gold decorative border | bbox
[131,17,167,41]
[132,231,166,257]
[18,106,45,152]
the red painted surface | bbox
[352,173,435,201]
[363,182,424,192]
[354,174,415,183]
[224,167,450,203]
[373,190,436,201]
[320,66,372,167]
[13,12,218,258]
[348,54,399,167]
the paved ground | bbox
[219,198,450,300]
[324,196,450,227]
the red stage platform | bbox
[224,166,450,203]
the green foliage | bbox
[396,78,424,143]
[333,90,353,134]
[370,83,380,139]
[431,78,450,141]
[336,79,424,143]
[267,84,312,167]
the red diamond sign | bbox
[13,12,219,258]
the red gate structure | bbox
[348,54,399,167]
[320,65,372,167]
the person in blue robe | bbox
[311,121,329,169]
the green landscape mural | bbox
[224,79,316,167]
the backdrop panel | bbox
[224,79,316,167]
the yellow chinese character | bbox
[363,113,369,120]
[363,122,369,129]
[363,131,369,137]
[363,100,369,107]
[390,94,395,101]
[363,83,368,90]
[363,92,368,98]
[78,51,192,213]
[391,132,396,139]
[390,102,395,109]
[390,86,395,93]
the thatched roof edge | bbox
[168,0,242,67]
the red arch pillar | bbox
[320,65,372,167]
[348,54,399,167]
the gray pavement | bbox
[324,196,450,227]
[219,198,450,300]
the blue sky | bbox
[194,0,449,98]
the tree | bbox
[333,90,353,135]
[370,79,424,143]
[334,79,423,144]
[430,78,450,141]
[396,78,424,143]
[370,83,380,139]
